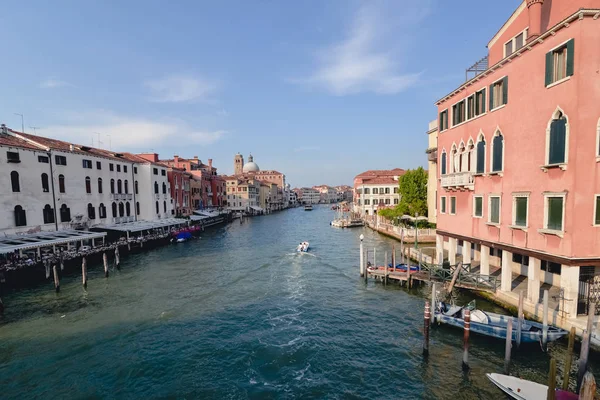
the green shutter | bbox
[547,197,563,230]
[439,112,443,130]
[549,118,566,164]
[516,197,527,226]
[566,39,575,77]
[545,51,554,86]
[502,77,508,105]
[596,196,600,225]
[481,89,486,113]
[492,135,503,172]
[476,141,485,173]
[475,197,482,217]
[489,84,494,109]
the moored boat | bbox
[304,205,313,211]
[486,373,578,400]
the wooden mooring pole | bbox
[53,264,60,293]
[579,372,597,400]
[423,301,430,357]
[542,289,549,351]
[516,290,524,348]
[547,358,557,400]
[504,318,512,374]
[392,245,396,273]
[577,302,595,393]
[359,238,365,277]
[364,250,368,284]
[562,326,576,391]
[462,309,470,371]
[82,257,88,289]
[384,251,388,286]
[115,246,120,270]
[103,252,109,278]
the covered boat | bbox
[435,301,568,344]
[387,263,420,272]
[175,231,192,243]
[486,373,578,400]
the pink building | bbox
[435,0,600,321]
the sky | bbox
[0,0,522,187]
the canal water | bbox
[0,206,597,399]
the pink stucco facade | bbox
[436,1,600,267]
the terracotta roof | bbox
[355,168,405,179]
[360,177,398,185]
[0,132,44,151]
[121,152,169,167]
[256,170,283,175]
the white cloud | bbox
[144,74,217,103]
[40,78,72,89]
[291,1,427,95]
[42,110,226,151]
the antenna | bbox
[94,132,103,148]
[30,126,41,135]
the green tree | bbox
[378,167,428,223]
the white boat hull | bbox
[486,373,547,400]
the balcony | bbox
[426,148,438,163]
[441,171,474,190]
[155,193,160,200]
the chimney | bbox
[69,144,75,151]
[193,155,198,160]
[1,124,7,134]
[174,155,179,165]
[527,0,544,41]
[208,158,213,168]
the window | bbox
[117,164,121,172]
[394,198,399,205]
[385,198,390,205]
[373,188,379,194]
[88,203,96,219]
[515,32,525,51]
[504,41,512,57]
[55,155,67,165]
[440,196,447,214]
[545,39,574,86]
[7,151,20,163]
[489,77,508,110]
[99,203,107,219]
[476,136,486,174]
[547,111,567,165]
[393,187,398,194]
[110,179,115,194]
[82,159,92,169]
[85,177,91,194]
[11,171,20,192]
[134,167,138,174]
[60,204,71,222]
[452,100,466,125]
[545,195,565,231]
[163,201,167,213]
[473,196,483,217]
[124,165,128,173]
[153,168,158,175]
[364,188,370,195]
[161,170,166,176]
[364,199,370,205]
[162,182,167,194]
[136,202,140,215]
[109,163,114,171]
[474,88,486,116]
[124,180,129,194]
[119,202,125,217]
[491,132,504,173]
[450,196,456,214]
[441,151,447,175]
[41,173,49,192]
[38,155,49,163]
[117,179,122,194]
[489,196,501,224]
[154,181,159,194]
[112,202,117,218]
[541,260,562,275]
[156,201,159,214]
[126,202,131,216]
[595,195,600,226]
[59,174,65,193]
[467,95,475,120]
[513,195,528,227]
[135,181,139,194]
[14,205,27,226]
[385,188,390,194]
[439,109,448,131]
[96,161,102,170]
[513,253,529,266]
[504,30,527,57]
[43,205,54,224]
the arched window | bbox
[155,201,159,214]
[110,179,115,194]
[41,173,49,192]
[162,182,167,194]
[491,131,504,172]
[14,205,26,226]
[476,135,486,174]
[85,176,91,194]
[59,174,65,193]
[440,151,447,175]
[136,201,140,215]
[99,203,107,219]
[112,202,117,218]
[135,180,139,194]
[126,202,131,216]
[163,201,167,213]
[96,178,102,194]
[60,204,71,222]
[154,181,159,194]
[451,143,458,173]
[118,202,124,217]
[458,142,466,173]
[547,109,568,165]
[117,179,122,194]
[467,138,475,172]
[87,203,96,219]
[124,180,128,194]
[11,171,20,192]
[43,204,54,224]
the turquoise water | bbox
[0,207,596,399]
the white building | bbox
[300,188,320,204]
[314,185,338,204]
[353,168,405,217]
[425,120,438,224]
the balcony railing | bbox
[441,171,474,190]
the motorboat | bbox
[297,242,310,252]
[304,205,313,211]
[435,300,568,343]
[175,231,192,243]
[486,373,578,400]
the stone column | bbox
[463,241,472,265]
[560,265,580,318]
[480,245,490,275]
[527,257,541,304]
[501,250,513,292]
[448,238,457,265]
[436,234,444,264]
[473,244,481,262]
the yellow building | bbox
[225,176,262,214]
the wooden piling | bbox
[516,290,524,348]
[562,326,576,391]
[423,301,430,357]
[577,302,595,393]
[115,246,120,270]
[579,371,597,400]
[462,309,470,371]
[384,251,388,286]
[0,297,4,315]
[360,240,365,277]
[103,252,109,278]
[392,245,396,273]
[82,257,87,289]
[542,289,549,350]
[547,358,556,400]
[364,250,368,284]
[504,318,512,374]
[53,264,60,293]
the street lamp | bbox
[360,234,364,241]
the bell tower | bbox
[234,153,244,175]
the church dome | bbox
[243,153,260,173]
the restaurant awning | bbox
[250,206,264,212]
[0,230,107,255]
[189,215,209,221]
[93,218,187,233]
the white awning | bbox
[189,215,208,221]
[93,218,187,233]
[250,206,264,212]
[0,230,107,255]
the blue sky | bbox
[0,0,521,187]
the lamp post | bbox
[415,212,420,249]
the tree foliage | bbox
[378,167,428,223]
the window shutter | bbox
[481,89,486,113]
[549,119,566,164]
[596,196,600,225]
[566,39,575,77]
[545,51,554,86]
[476,141,485,173]
[502,77,508,105]
[489,85,494,110]
[439,112,443,130]
[492,136,503,172]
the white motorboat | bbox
[296,242,310,252]
[304,205,313,211]
[486,373,577,400]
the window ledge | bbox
[488,171,504,177]
[473,172,485,177]
[473,215,483,219]
[545,76,571,89]
[490,104,506,113]
[538,228,564,238]
[596,156,600,163]
[540,163,567,172]
[509,225,528,231]
[486,222,501,227]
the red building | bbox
[167,168,191,217]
